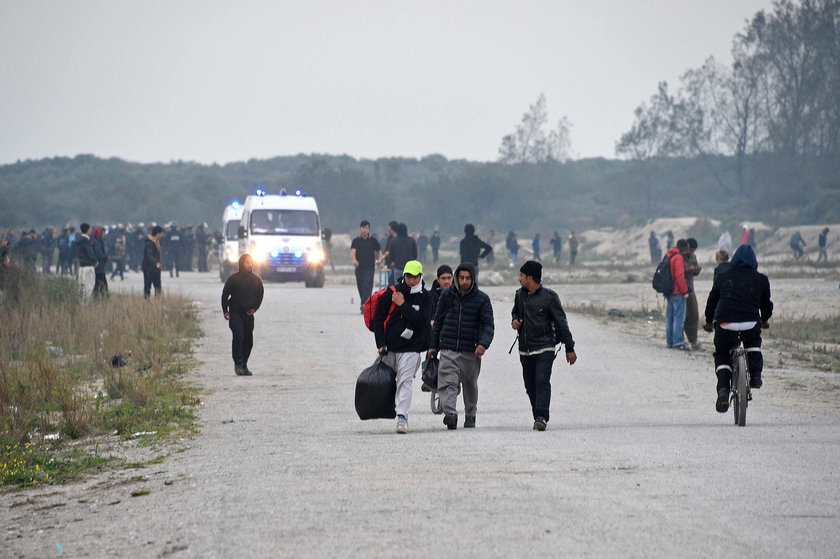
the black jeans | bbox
[229,310,255,366]
[143,268,162,298]
[520,351,556,422]
[713,323,763,390]
[355,266,374,306]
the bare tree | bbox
[498,94,573,163]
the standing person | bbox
[163,223,182,278]
[718,230,732,256]
[817,227,830,262]
[683,238,703,350]
[789,231,806,260]
[506,230,519,266]
[196,223,210,272]
[142,225,164,298]
[665,230,674,250]
[417,230,428,263]
[181,225,195,271]
[511,261,577,431]
[92,226,109,299]
[703,244,773,413]
[41,228,56,274]
[381,221,399,285]
[459,224,492,280]
[57,226,71,275]
[350,220,382,313]
[568,231,579,265]
[664,239,690,349]
[371,260,433,434]
[531,233,541,262]
[740,226,750,246]
[550,231,563,264]
[648,231,661,264]
[110,233,127,281]
[429,229,441,264]
[74,223,97,298]
[388,223,417,279]
[428,263,494,430]
[221,254,265,376]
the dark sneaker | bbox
[716,388,730,413]
[243,364,253,376]
[464,416,476,428]
[420,383,431,393]
[234,364,245,375]
[443,413,458,430]
[691,342,702,350]
[750,376,763,389]
[533,417,547,431]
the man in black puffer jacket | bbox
[372,260,433,434]
[511,261,577,431]
[429,262,494,429]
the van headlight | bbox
[225,246,239,263]
[306,247,324,264]
[251,251,267,264]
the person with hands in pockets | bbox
[511,261,577,431]
[371,260,433,434]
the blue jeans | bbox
[666,295,686,347]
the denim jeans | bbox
[354,266,374,306]
[666,295,687,347]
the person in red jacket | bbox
[665,239,690,349]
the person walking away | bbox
[550,231,563,264]
[388,223,417,279]
[110,233,127,280]
[74,223,97,298]
[459,224,492,280]
[142,226,164,298]
[350,220,382,313]
[568,231,579,265]
[371,260,433,433]
[430,230,441,264]
[789,231,806,260]
[429,263,494,429]
[683,238,703,350]
[703,244,773,413]
[511,261,577,431]
[817,227,830,263]
[664,239,690,349]
[92,226,109,299]
[221,254,265,376]
[532,233,541,262]
[648,231,661,264]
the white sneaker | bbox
[396,416,408,434]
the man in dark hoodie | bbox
[142,225,164,298]
[74,222,98,298]
[703,244,773,413]
[429,262,494,429]
[222,253,265,376]
[371,260,433,434]
[459,224,492,280]
[511,261,577,431]
[387,222,417,279]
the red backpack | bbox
[363,286,397,332]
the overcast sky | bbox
[0,0,775,165]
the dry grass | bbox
[0,263,201,486]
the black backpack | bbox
[652,254,674,295]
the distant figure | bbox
[322,227,335,271]
[717,230,732,256]
[748,228,756,249]
[417,230,428,262]
[74,222,97,298]
[648,231,661,264]
[789,231,806,260]
[429,230,441,264]
[110,233,127,281]
[221,253,264,376]
[740,225,750,246]
[665,230,674,250]
[162,223,182,278]
[506,231,519,266]
[388,223,418,279]
[532,233,541,262]
[485,229,496,265]
[568,231,579,265]
[350,220,382,313]
[683,238,703,350]
[459,224,492,279]
[550,231,563,263]
[817,227,830,262]
[92,226,110,299]
[142,226,164,298]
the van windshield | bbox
[249,210,319,236]
[225,219,241,241]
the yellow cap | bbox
[403,260,423,276]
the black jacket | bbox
[512,285,575,353]
[74,235,97,267]
[705,245,773,325]
[459,234,492,265]
[372,278,433,353]
[388,234,417,269]
[221,270,264,314]
[431,263,494,352]
[142,237,161,271]
[92,238,109,272]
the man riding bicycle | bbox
[703,244,773,413]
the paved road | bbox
[4,272,839,558]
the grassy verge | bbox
[0,263,202,487]
[765,314,840,372]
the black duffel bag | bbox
[354,357,397,420]
[421,356,438,391]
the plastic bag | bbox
[354,357,397,420]
[421,356,438,392]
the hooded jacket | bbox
[665,247,688,296]
[388,225,418,270]
[431,263,495,352]
[372,277,433,353]
[704,244,773,324]
[512,285,574,354]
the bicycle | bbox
[729,331,751,427]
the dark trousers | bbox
[355,266,375,306]
[684,291,699,344]
[229,311,255,366]
[110,257,125,279]
[713,323,763,390]
[520,351,556,422]
[143,268,162,298]
[93,272,109,299]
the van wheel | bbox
[305,269,325,288]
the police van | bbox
[219,201,244,282]
[237,189,325,287]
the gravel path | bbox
[3,272,839,558]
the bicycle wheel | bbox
[431,392,443,414]
[735,353,748,426]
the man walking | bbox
[371,260,433,434]
[142,225,164,298]
[511,261,577,431]
[429,263,494,429]
[350,220,382,313]
[817,227,830,262]
[221,254,264,376]
[74,223,97,298]
[665,239,690,349]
